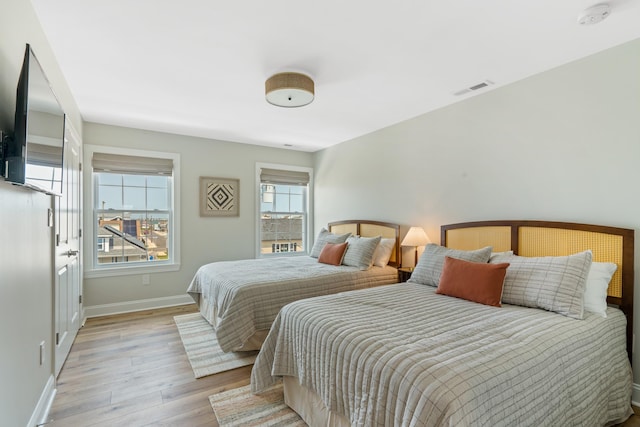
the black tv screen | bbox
[5,44,65,196]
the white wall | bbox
[82,123,313,309]
[0,0,82,425]
[314,39,640,386]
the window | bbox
[85,146,180,277]
[257,164,312,257]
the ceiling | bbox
[31,0,640,152]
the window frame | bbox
[84,145,181,278]
[255,162,313,258]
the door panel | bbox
[54,119,82,377]
[54,265,70,376]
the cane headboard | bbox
[328,220,401,268]
[441,220,634,360]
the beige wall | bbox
[314,38,640,387]
[0,0,82,425]
[82,123,313,307]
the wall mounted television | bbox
[3,44,65,196]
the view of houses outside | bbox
[260,217,303,253]
[260,183,307,254]
[95,172,170,265]
[97,215,169,264]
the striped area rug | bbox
[209,383,305,426]
[174,313,258,378]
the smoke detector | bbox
[578,3,610,25]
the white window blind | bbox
[92,153,173,176]
[260,168,309,185]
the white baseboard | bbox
[632,382,640,407]
[28,374,56,427]
[83,294,193,318]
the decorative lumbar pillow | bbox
[318,242,349,266]
[583,261,617,318]
[372,238,395,267]
[491,250,593,319]
[436,256,509,307]
[309,228,351,258]
[408,244,493,287]
[342,235,382,270]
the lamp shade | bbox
[265,72,314,107]
[401,226,430,247]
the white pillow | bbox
[583,262,617,318]
[372,238,395,267]
[490,251,513,262]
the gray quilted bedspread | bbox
[187,256,398,352]
[252,283,632,426]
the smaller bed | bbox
[186,219,401,352]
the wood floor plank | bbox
[90,388,218,427]
[50,390,164,427]
[48,391,112,421]
[47,303,640,427]
[109,369,196,404]
[160,367,251,403]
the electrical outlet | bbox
[142,274,150,285]
[39,341,45,366]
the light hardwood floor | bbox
[47,304,640,427]
[47,304,249,426]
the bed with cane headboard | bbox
[442,220,634,359]
[252,219,634,427]
[186,219,400,352]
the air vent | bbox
[453,80,494,96]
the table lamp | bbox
[401,226,431,267]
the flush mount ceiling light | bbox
[265,72,314,107]
[578,3,610,25]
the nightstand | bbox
[398,267,414,283]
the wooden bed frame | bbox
[275,219,633,426]
[441,220,634,360]
[187,219,402,353]
[328,220,402,268]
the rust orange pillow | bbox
[318,242,349,266]
[435,256,509,307]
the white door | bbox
[54,119,82,377]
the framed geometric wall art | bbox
[199,176,240,217]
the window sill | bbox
[84,262,180,279]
